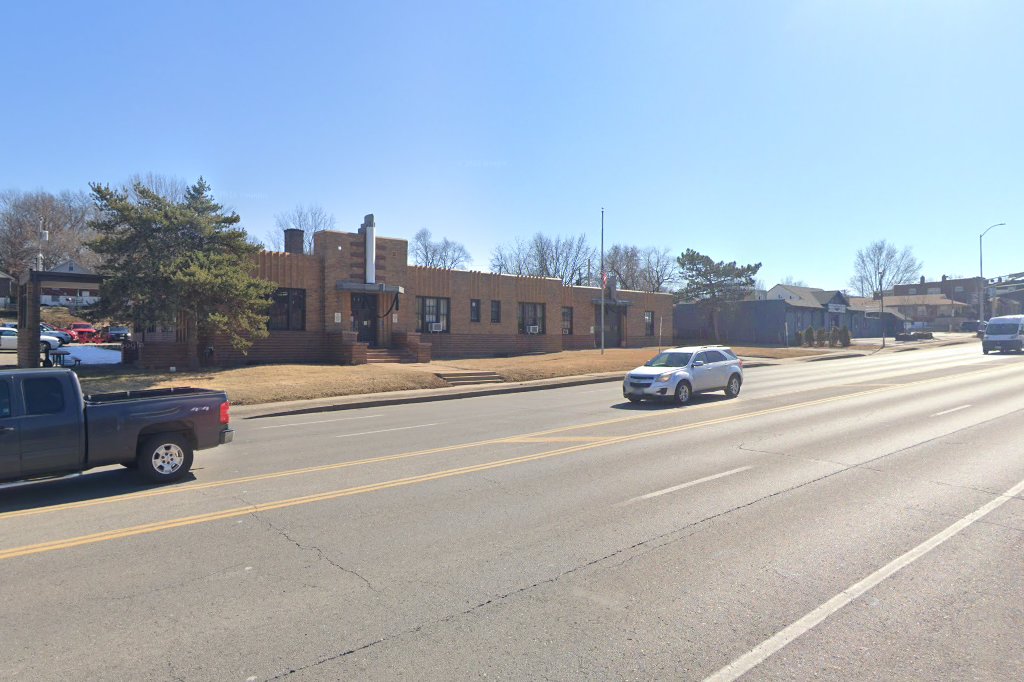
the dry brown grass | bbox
[76,363,447,405]
[432,345,825,382]
[71,344,833,406]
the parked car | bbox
[0,328,64,351]
[0,368,233,483]
[982,315,1024,354]
[102,325,132,342]
[960,320,981,333]
[69,322,99,342]
[976,321,988,338]
[623,345,744,404]
[40,323,73,345]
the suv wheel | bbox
[725,374,742,398]
[674,381,692,405]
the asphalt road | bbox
[2,342,1023,680]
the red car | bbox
[69,322,99,343]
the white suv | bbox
[623,345,743,404]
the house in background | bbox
[892,274,1022,321]
[0,270,13,309]
[860,293,970,330]
[674,284,904,344]
[40,260,100,308]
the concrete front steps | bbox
[366,348,416,364]
[435,371,505,386]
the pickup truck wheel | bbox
[725,374,742,398]
[137,434,193,483]
[674,381,692,405]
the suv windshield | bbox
[645,352,693,367]
[986,323,1020,336]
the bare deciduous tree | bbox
[0,189,97,279]
[490,233,597,285]
[781,275,806,287]
[411,228,471,269]
[125,172,188,203]
[273,204,336,254]
[849,240,923,297]
[603,244,676,292]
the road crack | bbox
[270,409,1024,679]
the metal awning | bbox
[335,281,404,295]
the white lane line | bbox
[334,423,442,438]
[931,404,972,417]
[260,415,383,429]
[703,474,1024,682]
[617,467,753,506]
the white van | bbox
[982,314,1024,354]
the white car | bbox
[0,328,64,351]
[623,345,744,404]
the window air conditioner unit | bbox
[527,325,540,334]
[429,322,444,333]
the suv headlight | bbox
[657,372,674,383]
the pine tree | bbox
[89,178,276,369]
[803,325,814,347]
[839,325,851,347]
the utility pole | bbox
[878,268,886,349]
[979,222,1005,323]
[600,208,605,355]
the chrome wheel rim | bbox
[678,384,689,402]
[151,443,185,475]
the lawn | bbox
[72,344,838,406]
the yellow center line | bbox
[0,365,1016,562]
[0,362,1015,523]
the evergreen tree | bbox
[676,249,761,341]
[89,178,276,369]
[803,325,814,347]
[839,325,852,347]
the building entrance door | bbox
[351,294,379,346]
[595,304,622,347]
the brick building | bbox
[134,216,673,368]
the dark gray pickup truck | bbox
[0,368,233,484]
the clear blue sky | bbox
[4,0,1022,290]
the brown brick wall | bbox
[135,228,673,365]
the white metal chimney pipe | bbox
[363,214,376,284]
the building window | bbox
[416,296,450,333]
[644,311,655,336]
[954,286,964,293]
[927,287,940,294]
[518,302,546,334]
[470,299,481,323]
[908,288,917,294]
[561,307,573,335]
[490,300,501,323]
[268,288,306,331]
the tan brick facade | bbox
[134,225,674,367]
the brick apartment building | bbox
[134,216,673,368]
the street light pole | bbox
[979,222,1005,323]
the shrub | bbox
[839,325,851,347]
[815,328,827,347]
[793,329,803,347]
[829,327,840,348]
[803,325,814,347]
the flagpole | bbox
[600,208,605,355]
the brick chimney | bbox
[284,228,304,255]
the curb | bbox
[236,373,626,419]
[801,352,866,362]
[235,359,779,419]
